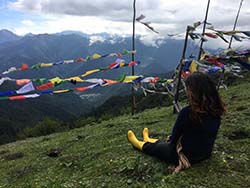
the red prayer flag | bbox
[75,57,85,62]
[21,64,29,70]
[128,61,138,67]
[116,52,123,58]
[206,58,224,67]
[75,87,89,92]
[9,95,26,100]
[36,82,54,90]
[204,33,218,39]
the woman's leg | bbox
[127,130,145,150]
[143,141,178,164]
[143,128,158,143]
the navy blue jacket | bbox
[170,106,221,163]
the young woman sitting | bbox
[127,72,226,172]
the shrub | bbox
[23,117,63,137]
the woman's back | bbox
[178,106,221,163]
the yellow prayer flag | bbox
[120,62,125,67]
[189,60,197,73]
[40,63,53,67]
[53,90,70,94]
[81,69,100,77]
[50,77,62,84]
[92,53,102,59]
[123,76,140,83]
[200,52,210,60]
[224,30,241,35]
[166,79,173,84]
[64,77,84,82]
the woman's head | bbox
[185,72,226,122]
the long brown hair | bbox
[185,72,226,123]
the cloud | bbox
[8,0,250,47]
[9,0,250,30]
[203,37,250,51]
[89,35,105,46]
[139,34,166,48]
[21,19,35,26]
[9,0,41,12]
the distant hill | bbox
[0,29,195,144]
[0,30,197,76]
[0,29,21,44]
[0,81,91,144]
[0,30,197,108]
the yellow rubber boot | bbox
[143,128,158,143]
[127,130,145,150]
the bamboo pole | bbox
[173,26,190,113]
[228,0,244,49]
[218,0,244,90]
[131,0,136,115]
[198,0,211,60]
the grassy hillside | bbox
[0,78,250,188]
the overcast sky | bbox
[0,0,250,48]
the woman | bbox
[127,72,226,172]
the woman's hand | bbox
[166,135,171,142]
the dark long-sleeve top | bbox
[170,106,221,163]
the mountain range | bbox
[0,29,199,105]
[0,29,21,44]
[0,29,197,143]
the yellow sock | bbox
[143,128,158,143]
[127,130,145,150]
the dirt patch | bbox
[59,155,82,168]
[47,148,62,157]
[105,123,115,128]
[9,166,32,179]
[77,135,85,140]
[235,106,248,111]
[143,120,161,125]
[227,130,249,140]
[2,152,24,161]
[0,150,9,155]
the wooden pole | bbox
[131,0,136,115]
[173,26,190,113]
[228,0,244,49]
[218,0,244,90]
[198,0,211,60]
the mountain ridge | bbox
[0,29,21,44]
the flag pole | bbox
[228,0,244,49]
[131,0,136,115]
[198,0,211,60]
[217,0,244,90]
[173,26,190,113]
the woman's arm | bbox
[170,107,189,145]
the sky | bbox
[0,0,250,48]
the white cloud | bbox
[21,19,35,26]
[13,27,30,35]
[9,0,250,33]
[8,0,250,47]
[89,35,105,46]
[9,0,42,12]
[204,36,250,50]
[139,34,166,48]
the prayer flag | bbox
[16,81,35,94]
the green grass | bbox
[0,79,250,188]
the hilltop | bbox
[0,74,250,188]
